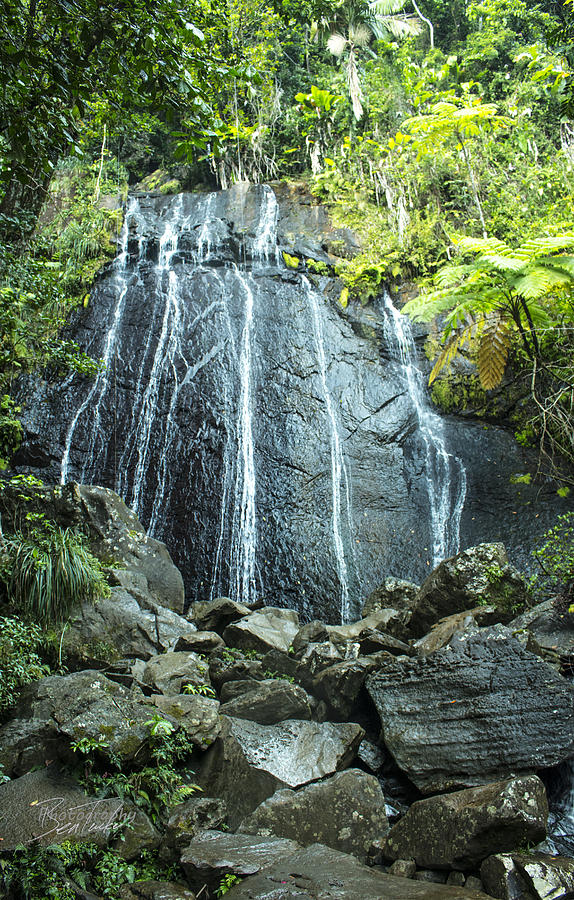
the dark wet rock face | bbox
[16,184,572,622]
[366,630,574,794]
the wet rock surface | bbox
[382,776,549,869]
[199,716,364,829]
[238,768,389,861]
[406,543,528,639]
[220,842,496,899]
[14,185,572,621]
[180,830,302,895]
[0,767,156,853]
[366,630,574,793]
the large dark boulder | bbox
[382,776,548,870]
[238,768,389,861]
[366,631,574,793]
[407,543,529,639]
[142,651,212,695]
[199,716,364,828]
[180,830,301,896]
[2,670,158,767]
[221,842,497,899]
[219,679,312,724]
[63,587,193,663]
[0,482,185,613]
[222,607,300,654]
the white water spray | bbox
[382,293,467,565]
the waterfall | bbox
[543,760,574,857]
[305,277,352,624]
[381,292,467,565]
[52,183,488,619]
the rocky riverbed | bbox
[0,484,573,899]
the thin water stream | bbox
[381,292,467,565]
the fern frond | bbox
[513,265,572,299]
[455,235,513,257]
[477,314,511,389]
[476,253,524,272]
[515,235,574,259]
[429,319,481,384]
[537,256,574,277]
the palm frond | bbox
[375,15,422,39]
[369,0,409,14]
[327,32,348,57]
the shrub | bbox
[0,616,50,712]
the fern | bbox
[477,314,511,389]
[429,317,480,384]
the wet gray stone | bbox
[149,694,221,749]
[219,679,312,724]
[408,543,528,639]
[180,830,301,895]
[366,631,574,793]
[0,767,154,852]
[199,716,363,828]
[221,842,497,898]
[223,608,300,655]
[142,651,211,695]
[383,776,548,869]
[238,769,389,861]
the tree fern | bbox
[477,314,511,389]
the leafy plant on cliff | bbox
[532,511,574,609]
[0,616,50,713]
[2,522,110,625]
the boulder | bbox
[481,852,574,900]
[0,716,61,777]
[357,739,385,773]
[63,587,193,663]
[208,654,266,692]
[510,599,574,667]
[362,578,420,618]
[219,679,312,724]
[413,606,499,656]
[162,796,227,854]
[382,776,548,870]
[260,648,299,680]
[142,651,211,695]
[407,543,529,639]
[173,631,225,655]
[238,768,389,862]
[366,630,574,793]
[221,842,497,899]
[199,716,364,828]
[0,482,186,613]
[180,830,301,895]
[223,608,300,655]
[356,629,411,656]
[0,767,154,852]
[191,598,251,634]
[8,670,156,764]
[291,621,329,656]
[328,609,410,645]
[312,658,378,719]
[295,641,344,690]
[389,859,417,879]
[119,883,196,900]
[149,694,221,749]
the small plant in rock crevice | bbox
[74,716,201,826]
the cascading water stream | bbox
[381,292,467,565]
[60,196,144,485]
[305,276,352,623]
